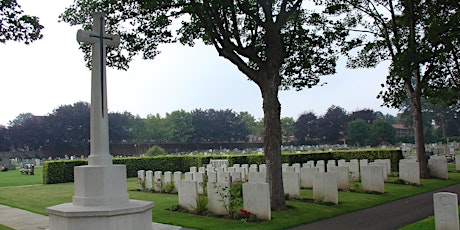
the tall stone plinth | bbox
[46,165,154,230]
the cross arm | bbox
[76,29,120,47]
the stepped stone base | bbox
[47,200,154,230]
[46,164,154,230]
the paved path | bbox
[0,205,49,230]
[288,183,460,230]
[0,204,185,230]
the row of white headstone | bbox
[137,168,271,220]
[137,158,394,218]
[137,155,457,223]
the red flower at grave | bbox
[239,209,252,217]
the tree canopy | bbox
[0,0,43,44]
[326,0,459,178]
[347,119,369,147]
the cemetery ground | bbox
[1,166,460,229]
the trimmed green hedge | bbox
[43,160,87,184]
[43,149,403,184]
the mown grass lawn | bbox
[0,167,43,187]
[0,224,13,230]
[0,166,459,229]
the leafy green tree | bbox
[375,112,398,125]
[0,0,43,44]
[127,114,149,143]
[294,112,319,144]
[108,111,132,143]
[238,111,263,136]
[318,105,349,143]
[191,109,248,142]
[144,114,170,143]
[423,102,460,138]
[369,119,396,146]
[349,109,376,124]
[281,117,295,143]
[190,109,212,142]
[0,125,8,151]
[423,126,438,144]
[60,0,349,210]
[45,102,90,155]
[8,115,46,151]
[347,119,369,147]
[328,0,459,178]
[165,110,194,143]
[395,98,459,143]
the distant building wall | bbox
[392,124,414,137]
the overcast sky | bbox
[0,0,399,126]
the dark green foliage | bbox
[294,112,318,144]
[190,109,249,143]
[369,120,397,145]
[43,149,403,184]
[144,145,166,156]
[317,106,349,143]
[42,160,87,184]
[347,119,370,146]
[0,0,43,44]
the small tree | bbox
[294,112,319,144]
[281,117,295,143]
[347,119,369,147]
[369,120,396,146]
[317,105,349,143]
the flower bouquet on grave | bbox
[239,209,258,222]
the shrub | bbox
[193,194,208,215]
[144,145,166,156]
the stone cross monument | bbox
[46,12,153,230]
[76,12,119,166]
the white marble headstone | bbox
[361,166,384,193]
[313,172,338,204]
[243,182,271,220]
[177,180,198,211]
[434,192,459,230]
[207,181,230,215]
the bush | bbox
[144,145,166,156]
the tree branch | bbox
[257,0,273,25]
[276,0,302,28]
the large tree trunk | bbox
[405,0,429,179]
[260,75,287,211]
[411,93,429,179]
